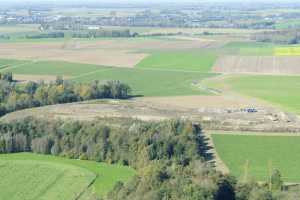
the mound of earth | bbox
[2,98,300,133]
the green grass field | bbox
[275,20,300,29]
[0,153,135,199]
[2,60,103,76]
[136,51,217,72]
[74,67,215,96]
[212,133,300,182]
[1,59,216,96]
[0,59,29,69]
[217,75,300,113]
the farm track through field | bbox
[134,67,215,73]
[75,174,98,200]
[201,74,281,111]
[72,68,114,79]
[201,74,275,109]
[0,60,36,72]
[32,170,66,200]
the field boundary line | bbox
[0,60,36,72]
[75,174,98,200]
[135,67,214,73]
[205,131,230,174]
[32,170,66,200]
[72,68,113,79]
[207,130,300,136]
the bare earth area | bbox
[2,97,300,133]
[0,38,218,67]
[139,95,261,110]
[0,42,147,68]
[213,56,300,75]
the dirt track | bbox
[213,56,300,75]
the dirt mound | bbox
[213,56,300,75]
[2,98,300,133]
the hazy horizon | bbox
[0,0,299,3]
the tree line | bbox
[25,30,136,40]
[26,32,65,39]
[0,72,131,116]
[72,29,136,38]
[252,30,300,44]
[0,116,298,200]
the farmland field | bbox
[212,133,300,182]
[74,67,215,96]
[224,41,275,56]
[214,75,300,113]
[212,55,300,74]
[0,59,216,96]
[0,37,217,67]
[136,51,217,72]
[2,60,103,76]
[0,153,135,198]
[274,46,300,56]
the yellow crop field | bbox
[274,47,300,56]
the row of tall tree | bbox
[26,32,65,39]
[252,30,300,44]
[0,73,131,116]
[72,29,135,38]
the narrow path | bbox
[204,131,230,174]
[135,67,212,73]
[72,68,113,80]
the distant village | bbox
[1,6,299,31]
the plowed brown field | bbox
[213,56,300,75]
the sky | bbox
[1,0,298,2]
[0,0,299,6]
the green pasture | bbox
[0,153,135,198]
[0,59,29,69]
[213,75,300,114]
[2,60,103,76]
[136,51,217,72]
[212,133,300,183]
[74,67,215,96]
[1,59,216,96]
